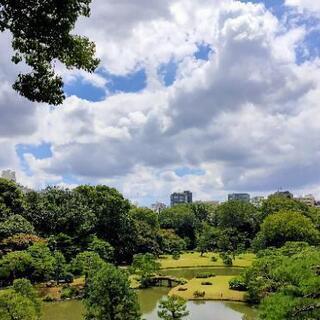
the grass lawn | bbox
[169,275,246,302]
[159,252,255,269]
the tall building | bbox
[170,191,193,207]
[295,194,315,207]
[228,193,250,202]
[1,169,16,182]
[151,202,167,213]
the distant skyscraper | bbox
[250,196,265,207]
[170,191,193,206]
[1,169,16,182]
[228,193,250,202]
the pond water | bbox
[42,267,257,320]
[43,287,257,320]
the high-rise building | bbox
[228,193,250,202]
[1,169,16,182]
[170,191,193,206]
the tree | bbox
[75,185,135,263]
[158,295,189,320]
[88,236,114,262]
[253,210,320,250]
[0,215,35,240]
[196,223,219,256]
[0,0,99,105]
[71,251,104,277]
[53,251,67,281]
[0,251,33,285]
[84,263,141,320]
[130,253,160,288]
[242,244,320,319]
[0,279,41,320]
[157,229,186,254]
[0,178,25,219]
[0,234,44,252]
[159,205,199,249]
[261,195,310,220]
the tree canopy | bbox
[0,0,99,105]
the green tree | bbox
[88,236,114,262]
[0,278,41,320]
[159,204,199,249]
[0,178,25,219]
[53,251,67,281]
[84,263,141,320]
[158,295,189,320]
[75,185,135,263]
[27,243,55,281]
[0,215,35,240]
[131,253,160,288]
[261,195,310,220]
[0,233,44,252]
[0,0,99,105]
[196,223,219,256]
[242,243,320,310]
[253,210,320,250]
[0,251,33,285]
[157,229,186,254]
[71,251,104,277]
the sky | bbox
[1,0,320,206]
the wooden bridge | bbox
[148,276,186,288]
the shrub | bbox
[201,281,212,285]
[61,286,79,299]
[195,273,215,279]
[178,287,188,291]
[172,252,181,260]
[63,273,74,284]
[211,256,218,262]
[43,295,55,302]
[220,253,233,266]
[193,290,205,298]
[229,277,247,291]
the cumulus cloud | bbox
[2,0,320,203]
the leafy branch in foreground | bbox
[0,0,100,105]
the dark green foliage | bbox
[195,272,215,279]
[253,210,320,250]
[0,215,35,239]
[201,281,212,285]
[131,253,160,288]
[84,263,141,320]
[88,236,114,262]
[0,279,41,319]
[158,295,189,320]
[157,229,186,254]
[0,0,99,105]
[220,252,233,266]
[229,277,247,291]
[260,195,310,220]
[159,204,200,249]
[0,178,26,219]
[242,243,320,319]
[70,251,104,277]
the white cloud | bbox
[2,0,320,204]
[286,0,320,13]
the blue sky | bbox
[3,0,320,205]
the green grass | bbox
[169,275,246,302]
[159,252,255,269]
